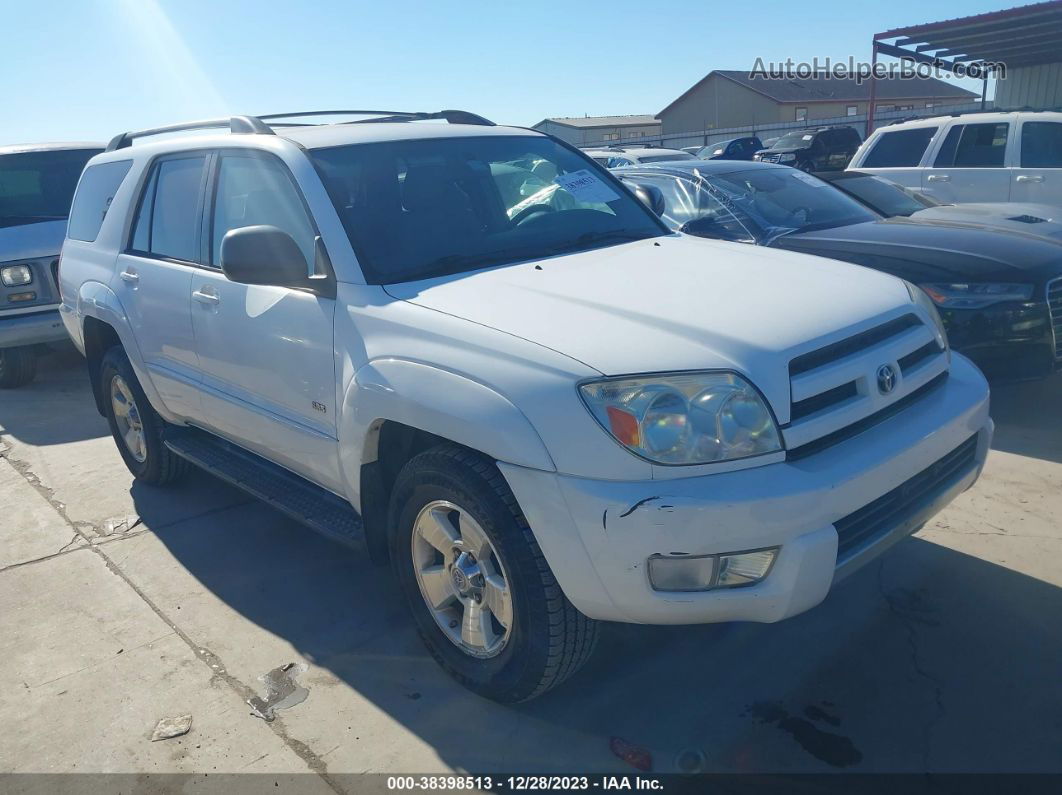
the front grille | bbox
[1048,277,1062,360]
[834,434,978,560]
[760,153,781,163]
[783,313,949,456]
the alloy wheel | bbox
[110,374,147,463]
[411,500,514,658]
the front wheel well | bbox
[359,420,462,565]
[82,317,122,415]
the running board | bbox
[165,426,364,549]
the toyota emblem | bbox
[876,364,897,395]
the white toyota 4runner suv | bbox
[60,110,992,702]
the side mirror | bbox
[630,183,666,217]
[220,225,310,288]
[680,216,746,242]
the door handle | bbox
[927,174,950,182]
[192,289,220,305]
[1016,174,1044,183]
[119,270,139,284]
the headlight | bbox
[906,281,949,353]
[1,264,33,287]
[778,153,796,162]
[920,282,1034,310]
[579,372,782,465]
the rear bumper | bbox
[0,307,67,348]
[500,353,992,625]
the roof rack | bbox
[106,116,273,151]
[105,108,495,152]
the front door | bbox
[190,150,340,493]
[1011,119,1062,207]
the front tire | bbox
[99,346,188,485]
[0,346,38,388]
[389,445,598,702]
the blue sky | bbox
[3,0,1008,145]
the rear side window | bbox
[130,155,207,262]
[934,123,1009,168]
[67,160,132,242]
[861,128,938,167]
[1021,122,1062,167]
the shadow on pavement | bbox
[130,473,1062,773]
[988,372,1062,465]
[0,346,107,447]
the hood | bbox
[911,203,1062,243]
[0,219,67,263]
[385,234,913,417]
[775,217,1062,285]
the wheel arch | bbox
[77,281,168,419]
[339,359,556,564]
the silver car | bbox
[1,142,102,387]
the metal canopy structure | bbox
[866,0,1062,133]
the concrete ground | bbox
[1,348,1060,785]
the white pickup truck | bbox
[59,110,992,702]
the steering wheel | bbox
[512,204,555,226]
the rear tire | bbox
[99,346,188,485]
[389,444,598,702]
[0,346,38,388]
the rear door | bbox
[189,149,340,492]
[1012,119,1062,207]
[851,125,940,189]
[115,153,207,418]
[921,121,1012,203]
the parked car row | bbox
[4,106,1036,704]
[615,158,1062,381]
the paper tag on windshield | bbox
[791,172,827,187]
[554,170,620,203]
[802,134,813,140]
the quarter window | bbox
[130,155,207,262]
[211,154,316,268]
[67,160,132,242]
[861,127,938,168]
[1020,122,1062,167]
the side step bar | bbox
[165,426,364,549]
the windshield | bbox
[771,131,815,149]
[832,174,939,217]
[703,168,879,241]
[309,136,665,284]
[0,149,100,228]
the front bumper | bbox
[943,301,1057,381]
[500,353,992,625]
[0,307,67,349]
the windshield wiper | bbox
[547,229,654,254]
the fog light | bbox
[648,555,715,591]
[717,549,777,587]
[648,547,778,592]
[8,291,36,303]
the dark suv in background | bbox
[754,126,862,172]
[695,136,763,160]
[0,142,102,387]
